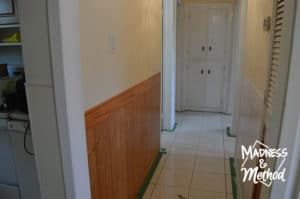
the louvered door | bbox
[257,0,296,198]
[264,0,285,116]
[263,0,295,148]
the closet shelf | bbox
[0,24,20,29]
[0,43,21,46]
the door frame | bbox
[162,0,177,130]
[18,0,91,198]
[181,3,234,113]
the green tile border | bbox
[162,123,178,132]
[229,157,238,199]
[226,126,237,138]
[160,148,167,153]
[136,149,167,199]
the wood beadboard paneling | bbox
[85,73,161,199]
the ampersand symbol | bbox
[259,159,268,169]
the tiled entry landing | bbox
[144,112,236,199]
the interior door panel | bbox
[186,5,208,109]
[207,8,228,61]
[204,63,224,109]
[187,63,206,109]
[189,5,208,61]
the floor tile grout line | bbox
[147,183,156,199]
[187,154,198,199]
[222,115,230,196]
[187,112,204,199]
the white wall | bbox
[79,0,162,110]
[233,0,273,198]
[163,0,177,130]
[270,1,300,198]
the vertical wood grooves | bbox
[85,73,161,199]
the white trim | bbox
[222,4,234,113]
[226,1,239,114]
[270,1,300,198]
[163,0,177,130]
[283,116,300,199]
[47,0,91,198]
[18,0,66,198]
[231,0,247,136]
[175,2,185,112]
[18,0,91,198]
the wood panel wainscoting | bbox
[85,73,161,199]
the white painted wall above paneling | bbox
[79,0,162,110]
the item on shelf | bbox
[0,64,8,77]
[0,111,9,119]
[0,78,10,104]
[3,91,16,111]
[7,65,24,77]
[3,78,16,111]
[0,104,8,119]
[15,75,28,113]
[2,75,28,113]
[1,32,20,43]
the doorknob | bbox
[209,46,212,51]
[202,46,205,51]
[201,70,204,74]
[208,69,211,74]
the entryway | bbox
[161,0,298,198]
[160,1,236,198]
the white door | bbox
[186,4,228,111]
[205,8,228,110]
[186,5,208,109]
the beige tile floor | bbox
[144,112,236,199]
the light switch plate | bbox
[109,32,116,54]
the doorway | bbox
[178,3,234,113]
[158,0,237,198]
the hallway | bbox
[144,112,236,199]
